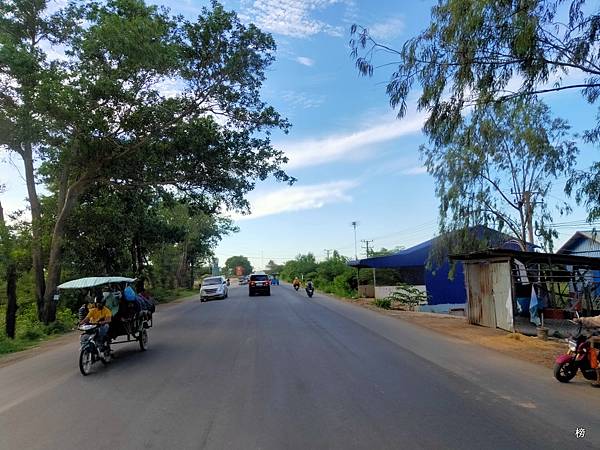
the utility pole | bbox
[362,239,376,298]
[513,189,541,250]
[324,249,333,260]
[351,221,359,297]
[361,239,373,258]
[522,191,534,247]
[351,221,358,260]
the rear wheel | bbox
[79,348,93,376]
[554,360,578,382]
[139,329,148,351]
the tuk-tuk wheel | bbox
[139,329,148,351]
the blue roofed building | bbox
[348,227,526,314]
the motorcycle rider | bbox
[293,277,301,289]
[306,280,314,291]
[80,293,112,351]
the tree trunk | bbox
[189,255,195,290]
[131,243,138,274]
[21,144,46,321]
[0,200,18,338]
[6,263,17,339]
[136,238,144,276]
[42,180,85,324]
[176,237,189,288]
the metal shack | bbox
[451,249,600,332]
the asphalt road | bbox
[1,283,599,450]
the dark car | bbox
[249,272,270,296]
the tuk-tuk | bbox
[58,276,154,375]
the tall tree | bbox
[350,0,600,215]
[0,196,18,338]
[1,0,293,322]
[224,256,253,276]
[424,98,577,250]
[0,0,73,318]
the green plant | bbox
[373,298,392,309]
[386,284,429,311]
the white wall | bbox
[375,285,427,300]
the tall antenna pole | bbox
[351,221,358,260]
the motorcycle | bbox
[293,284,300,291]
[306,286,314,298]
[553,319,599,384]
[78,324,111,376]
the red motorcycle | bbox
[554,319,599,383]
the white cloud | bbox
[241,0,348,38]
[296,56,315,66]
[401,166,428,175]
[281,113,426,169]
[280,90,325,109]
[230,180,358,221]
[368,17,405,41]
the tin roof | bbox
[450,248,600,269]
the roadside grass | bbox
[152,287,197,303]
[0,303,77,356]
[0,287,196,356]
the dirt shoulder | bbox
[327,295,567,370]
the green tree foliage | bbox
[265,260,283,275]
[1,0,293,322]
[224,256,253,276]
[280,251,357,297]
[350,0,600,217]
[280,253,318,280]
[423,98,577,250]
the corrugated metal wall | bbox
[568,237,600,256]
[465,260,513,329]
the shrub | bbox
[386,283,429,310]
[373,298,392,309]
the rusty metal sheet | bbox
[465,262,496,328]
[491,261,514,332]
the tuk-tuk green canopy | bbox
[58,277,136,290]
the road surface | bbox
[0,284,598,449]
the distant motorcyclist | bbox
[293,277,301,290]
[305,280,315,298]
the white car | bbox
[200,276,228,302]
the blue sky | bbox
[1,0,598,271]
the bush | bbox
[386,283,428,311]
[373,298,392,309]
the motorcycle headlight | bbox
[567,339,577,351]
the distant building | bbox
[557,231,600,258]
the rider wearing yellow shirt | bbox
[80,295,112,349]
